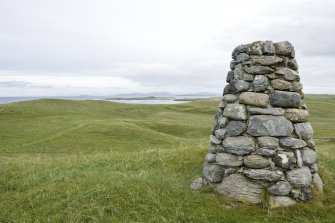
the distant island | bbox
[104,96,206,101]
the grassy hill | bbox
[0,95,334,222]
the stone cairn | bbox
[190,41,323,208]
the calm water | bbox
[106,99,188,104]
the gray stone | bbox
[295,149,303,167]
[214,128,227,140]
[267,181,292,195]
[274,41,295,57]
[290,188,301,199]
[247,115,294,136]
[239,92,269,107]
[265,73,282,80]
[242,73,254,82]
[310,163,318,173]
[288,59,298,70]
[224,80,250,94]
[190,178,203,190]
[211,119,219,134]
[257,136,279,149]
[216,174,263,204]
[230,60,238,70]
[269,90,301,108]
[218,116,229,128]
[271,79,293,91]
[205,153,216,163]
[279,137,307,149]
[275,67,300,81]
[236,53,250,62]
[226,71,234,83]
[244,155,273,168]
[285,109,309,123]
[245,41,264,55]
[216,153,243,167]
[269,196,296,208]
[254,148,277,157]
[305,139,316,149]
[249,107,285,116]
[232,80,250,92]
[223,168,238,177]
[233,64,244,79]
[273,152,296,169]
[292,81,303,91]
[300,187,313,201]
[312,173,323,192]
[243,65,275,74]
[294,122,313,139]
[218,100,227,109]
[222,136,255,155]
[208,146,217,154]
[210,135,222,145]
[263,40,275,55]
[252,75,269,92]
[216,145,225,153]
[232,44,246,59]
[203,163,225,183]
[222,94,238,103]
[286,166,312,187]
[243,169,283,181]
[214,110,223,119]
[223,104,247,120]
[301,148,317,166]
[250,56,283,66]
[226,121,247,136]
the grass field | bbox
[0,95,335,222]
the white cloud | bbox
[0,0,334,96]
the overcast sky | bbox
[1,0,335,96]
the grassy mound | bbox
[0,96,334,222]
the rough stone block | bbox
[275,67,300,81]
[294,122,313,139]
[252,75,269,92]
[267,181,292,195]
[243,169,283,181]
[271,79,293,91]
[223,104,247,120]
[286,166,312,187]
[222,136,255,155]
[216,153,243,167]
[248,107,285,116]
[269,90,301,108]
[244,155,273,168]
[274,41,295,57]
[243,65,275,74]
[226,120,247,136]
[250,55,283,66]
[279,137,307,149]
[239,92,269,107]
[216,174,263,204]
[269,196,296,208]
[285,109,309,123]
[203,163,225,183]
[247,115,293,136]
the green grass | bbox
[0,95,334,222]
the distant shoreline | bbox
[104,96,205,101]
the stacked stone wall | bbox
[191,41,323,207]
